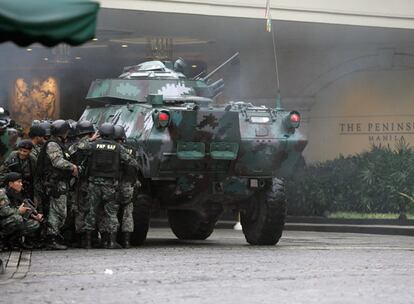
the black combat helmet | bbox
[113,125,126,141]
[51,119,70,137]
[99,123,115,138]
[66,120,77,138]
[76,120,95,136]
[38,121,52,137]
[28,125,46,138]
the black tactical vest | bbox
[36,138,70,182]
[89,139,120,178]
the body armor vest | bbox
[36,138,70,182]
[89,139,120,179]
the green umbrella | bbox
[0,0,99,46]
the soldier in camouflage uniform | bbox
[83,123,137,249]
[113,125,140,248]
[29,125,46,163]
[0,172,42,249]
[68,120,97,248]
[36,120,78,250]
[0,140,36,200]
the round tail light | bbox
[288,111,301,128]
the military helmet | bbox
[51,119,70,136]
[76,120,95,136]
[29,125,46,138]
[99,123,115,138]
[113,125,126,141]
[67,120,77,138]
[0,118,8,130]
[38,121,52,136]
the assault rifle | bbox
[23,198,42,222]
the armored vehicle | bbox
[80,53,307,245]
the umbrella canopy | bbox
[0,0,99,47]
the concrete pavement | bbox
[1,229,414,304]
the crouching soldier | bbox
[0,139,36,200]
[84,123,137,249]
[0,172,42,249]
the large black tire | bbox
[130,194,152,246]
[168,209,221,240]
[241,178,287,245]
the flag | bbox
[265,0,272,32]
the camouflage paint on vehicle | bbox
[80,53,307,224]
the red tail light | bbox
[153,110,171,128]
[287,111,301,129]
[290,113,300,124]
[159,112,169,122]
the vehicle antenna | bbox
[266,0,282,109]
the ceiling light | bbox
[191,65,197,68]
[121,44,128,48]
[92,38,98,41]
[75,56,81,60]
[43,57,49,61]
[26,48,32,52]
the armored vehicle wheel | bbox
[168,210,219,240]
[131,194,152,246]
[241,178,286,245]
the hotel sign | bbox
[339,120,414,142]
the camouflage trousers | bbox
[118,182,134,232]
[84,178,119,233]
[0,214,40,238]
[46,181,68,237]
[66,179,89,233]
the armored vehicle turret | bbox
[80,53,307,245]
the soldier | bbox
[67,120,97,248]
[0,139,36,200]
[0,172,42,249]
[113,125,140,248]
[83,123,137,249]
[36,120,78,250]
[29,124,47,162]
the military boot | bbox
[45,236,67,250]
[123,232,131,249]
[104,233,122,249]
[81,232,92,249]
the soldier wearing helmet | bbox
[67,120,98,248]
[82,122,138,249]
[113,125,140,248]
[35,119,78,250]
